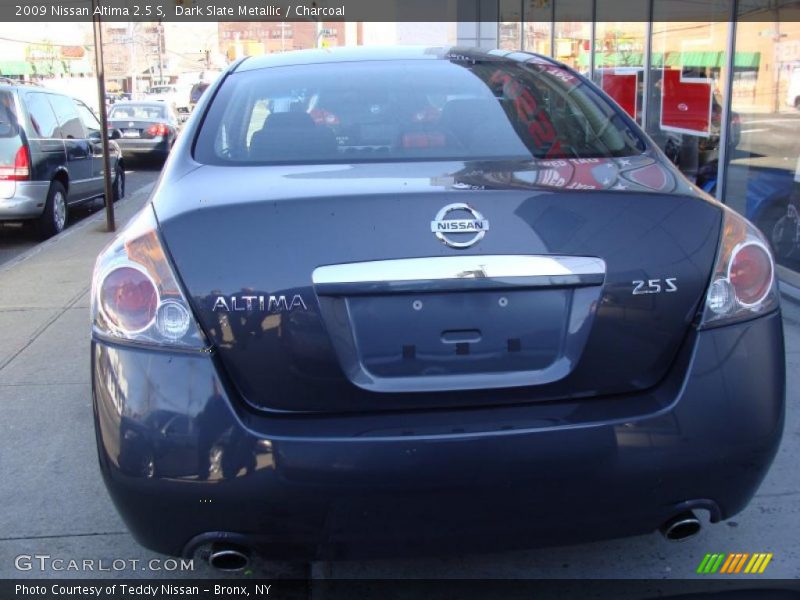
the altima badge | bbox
[431,203,489,249]
[212,294,307,312]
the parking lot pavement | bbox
[0,176,796,584]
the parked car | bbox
[0,82,124,238]
[107,101,179,162]
[188,81,210,111]
[144,84,190,114]
[91,47,784,570]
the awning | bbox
[583,50,761,70]
[64,58,92,75]
[664,51,760,69]
[732,51,761,68]
[0,61,33,76]
[578,52,644,67]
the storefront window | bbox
[724,7,800,278]
[523,0,552,56]
[593,1,648,124]
[553,0,591,72]
[499,0,523,50]
[646,5,732,191]
[505,0,800,282]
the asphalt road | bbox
[0,166,162,269]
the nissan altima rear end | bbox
[90,47,784,566]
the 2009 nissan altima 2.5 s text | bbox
[90,46,785,570]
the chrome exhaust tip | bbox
[208,545,251,572]
[660,510,702,541]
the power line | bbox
[0,35,90,47]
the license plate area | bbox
[122,129,140,138]
[348,289,566,378]
[313,255,604,393]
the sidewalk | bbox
[0,185,303,580]
[0,183,797,582]
[0,186,177,578]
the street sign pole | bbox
[91,0,115,232]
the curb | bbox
[0,182,155,276]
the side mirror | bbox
[107,128,122,140]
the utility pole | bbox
[91,2,115,232]
[158,24,164,84]
[129,22,137,96]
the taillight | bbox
[729,242,773,306]
[99,265,158,333]
[700,208,778,328]
[91,205,206,348]
[0,145,30,181]
[146,123,169,136]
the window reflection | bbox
[499,0,523,50]
[646,14,731,188]
[554,22,591,73]
[508,0,800,281]
[524,0,553,56]
[593,21,647,123]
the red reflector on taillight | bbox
[729,243,773,307]
[0,145,30,181]
[99,266,158,333]
[146,123,169,136]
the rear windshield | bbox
[195,59,646,165]
[110,104,166,120]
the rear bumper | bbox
[116,138,170,157]
[0,181,49,220]
[92,311,786,560]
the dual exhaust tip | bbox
[200,511,701,571]
[660,510,702,541]
[207,544,251,572]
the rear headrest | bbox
[249,111,337,161]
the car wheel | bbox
[112,164,125,202]
[37,180,67,239]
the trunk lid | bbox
[109,119,163,140]
[155,158,721,414]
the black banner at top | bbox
[1,0,800,22]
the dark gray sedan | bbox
[90,47,784,571]
[108,101,179,161]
